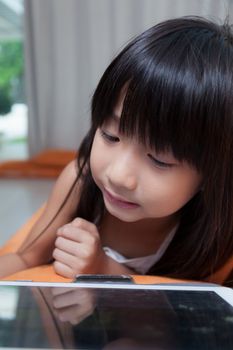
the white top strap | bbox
[103,226,177,274]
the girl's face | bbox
[90,95,202,223]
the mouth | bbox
[103,189,140,209]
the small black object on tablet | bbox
[75,274,134,283]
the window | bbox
[0,0,27,161]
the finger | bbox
[57,224,82,239]
[71,217,98,234]
[55,236,94,259]
[56,307,85,325]
[53,248,79,267]
[56,305,78,322]
[55,239,100,264]
[53,247,88,273]
[53,289,85,308]
[56,304,94,325]
[54,289,91,307]
[53,261,75,279]
[55,236,82,256]
[57,226,96,244]
[51,287,75,297]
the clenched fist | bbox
[51,287,96,325]
[53,218,107,278]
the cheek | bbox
[90,140,99,177]
[143,171,202,217]
[90,134,106,182]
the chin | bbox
[112,214,143,223]
[105,205,144,223]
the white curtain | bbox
[24,0,231,155]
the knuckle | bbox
[68,270,76,279]
[62,225,71,234]
[59,226,66,234]
[81,247,91,259]
[90,223,98,233]
[53,248,60,260]
[73,246,80,258]
[72,218,98,233]
[53,261,74,279]
[72,218,83,226]
[53,260,60,273]
[89,235,98,246]
[78,259,87,272]
[55,236,63,248]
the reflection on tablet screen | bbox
[0,285,232,349]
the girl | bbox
[1,16,233,284]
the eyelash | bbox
[100,129,172,169]
[100,130,120,143]
[147,154,172,169]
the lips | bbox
[103,188,139,209]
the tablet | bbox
[0,281,232,349]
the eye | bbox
[100,129,120,143]
[147,154,173,169]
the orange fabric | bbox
[2,265,72,283]
[0,205,45,255]
[1,264,189,284]
[0,204,232,285]
[206,256,233,285]
[0,149,76,178]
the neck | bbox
[100,211,179,258]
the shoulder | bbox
[28,158,81,226]
[46,159,80,210]
[54,160,78,192]
[33,159,80,226]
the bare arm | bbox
[0,160,80,278]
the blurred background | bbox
[0,0,233,161]
[0,0,233,245]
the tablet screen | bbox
[0,284,232,349]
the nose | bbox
[106,153,137,191]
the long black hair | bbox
[37,16,233,281]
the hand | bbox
[53,218,107,278]
[51,287,96,325]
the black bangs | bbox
[91,16,233,173]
